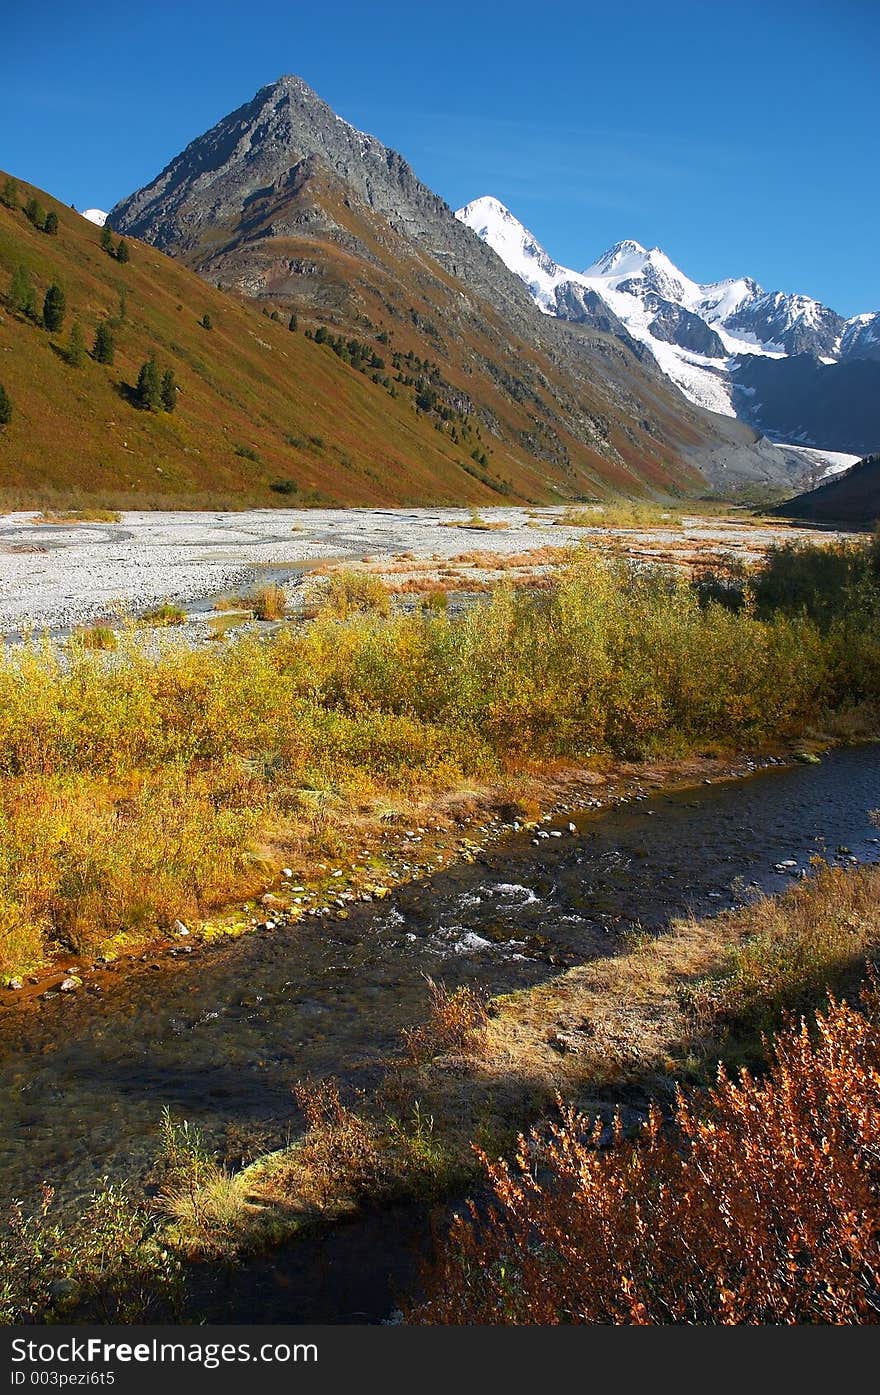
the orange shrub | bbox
[413,985,880,1324]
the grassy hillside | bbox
[0,171,637,510]
[0,168,705,507]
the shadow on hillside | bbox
[113,379,142,409]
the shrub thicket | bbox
[0,545,877,976]
[413,982,880,1324]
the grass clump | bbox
[140,600,186,627]
[443,508,508,532]
[69,623,117,651]
[37,508,122,524]
[320,569,390,619]
[402,979,489,1065]
[250,583,287,620]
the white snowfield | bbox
[81,208,108,226]
[0,507,851,636]
[456,196,873,420]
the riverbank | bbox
[4,838,880,1324]
[2,540,879,984]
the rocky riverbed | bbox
[0,506,846,636]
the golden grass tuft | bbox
[559,502,683,530]
[250,583,287,620]
[68,623,117,651]
[36,508,122,525]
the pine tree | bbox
[93,322,115,364]
[42,283,66,333]
[135,356,162,411]
[43,211,58,236]
[115,238,130,264]
[0,383,11,426]
[160,367,177,412]
[1,178,18,210]
[200,312,212,330]
[66,322,85,367]
[24,198,45,229]
[100,224,114,253]
[288,313,298,332]
[10,265,37,318]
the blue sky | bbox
[3,0,877,314]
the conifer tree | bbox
[115,238,130,264]
[0,383,11,426]
[200,312,212,330]
[1,178,18,210]
[43,211,58,236]
[135,356,162,411]
[160,367,177,412]
[10,265,37,318]
[100,224,114,253]
[42,284,66,332]
[66,322,85,367]
[288,312,297,332]
[24,197,44,229]
[93,322,115,364]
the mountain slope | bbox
[108,75,807,498]
[457,196,880,456]
[0,172,596,508]
[773,453,880,526]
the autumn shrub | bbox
[413,984,880,1324]
[0,547,878,974]
[401,978,490,1064]
[291,1079,384,1209]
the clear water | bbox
[1,745,878,1227]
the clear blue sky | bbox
[3,0,877,314]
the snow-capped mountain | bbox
[456,196,879,454]
[81,208,108,226]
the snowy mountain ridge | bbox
[455,195,877,422]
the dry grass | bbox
[249,583,287,620]
[37,508,122,525]
[441,510,509,532]
[140,601,186,627]
[68,623,117,651]
[559,502,683,530]
[401,979,490,1065]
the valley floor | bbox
[0,505,850,634]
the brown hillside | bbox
[0,174,630,509]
